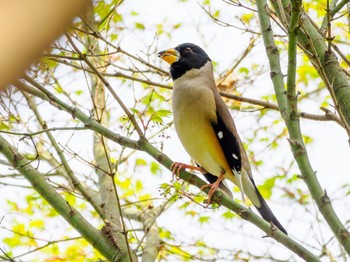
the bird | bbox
[158,43,287,234]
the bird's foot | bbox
[170,162,205,180]
[200,172,225,204]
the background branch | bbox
[258,0,350,254]
[0,135,121,261]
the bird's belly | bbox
[174,112,226,177]
[172,82,230,178]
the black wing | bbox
[211,108,288,234]
[211,111,241,173]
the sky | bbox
[116,0,350,260]
[122,0,350,259]
[117,0,349,195]
[0,0,349,261]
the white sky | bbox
[117,0,349,197]
[0,0,349,261]
[119,0,350,260]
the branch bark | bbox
[81,10,134,260]
[138,140,319,261]
[257,0,350,255]
[0,135,123,261]
[271,0,350,136]
[44,34,345,127]
[21,91,104,217]
[17,75,318,260]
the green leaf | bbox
[173,23,182,29]
[0,121,9,130]
[222,210,235,220]
[258,177,278,199]
[173,181,182,190]
[198,216,210,224]
[119,179,131,190]
[135,180,143,192]
[110,33,119,42]
[29,219,45,229]
[13,223,26,234]
[193,194,206,203]
[241,13,254,24]
[159,228,174,240]
[130,108,140,114]
[135,22,145,30]
[64,193,77,206]
[55,85,64,94]
[303,135,314,145]
[150,161,161,174]
[135,158,147,166]
[185,210,198,217]
[212,10,220,18]
[4,236,21,247]
[239,67,249,74]
[41,57,58,69]
[151,109,171,124]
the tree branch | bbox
[138,139,319,261]
[81,12,131,253]
[19,77,140,150]
[21,91,105,218]
[140,206,161,262]
[65,32,145,139]
[220,92,344,126]
[320,0,349,34]
[0,135,122,261]
[46,53,344,127]
[258,0,350,254]
[17,66,318,260]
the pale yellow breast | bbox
[172,72,229,178]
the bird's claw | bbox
[170,162,204,180]
[200,172,225,204]
[170,162,186,180]
[200,183,219,204]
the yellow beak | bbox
[158,48,180,65]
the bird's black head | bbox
[158,43,211,80]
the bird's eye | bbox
[184,47,192,54]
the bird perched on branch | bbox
[158,43,287,234]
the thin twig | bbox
[0,126,87,137]
[65,32,146,139]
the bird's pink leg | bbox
[200,171,225,203]
[170,162,206,180]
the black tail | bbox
[202,168,287,235]
[253,183,288,235]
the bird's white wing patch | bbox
[217,131,224,139]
